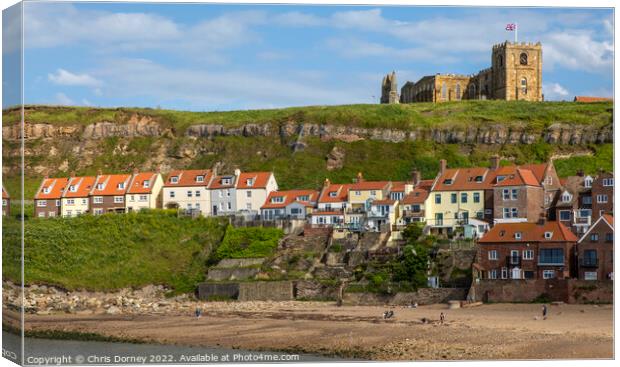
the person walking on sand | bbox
[440,312,445,324]
[541,305,547,320]
[195,306,202,318]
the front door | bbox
[212,205,218,215]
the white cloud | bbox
[48,69,103,87]
[54,92,74,105]
[543,82,570,101]
[543,30,613,74]
[273,11,325,27]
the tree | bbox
[402,223,424,243]
[392,243,429,289]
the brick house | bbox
[61,176,96,217]
[555,174,593,235]
[34,177,69,218]
[125,172,164,212]
[2,186,10,217]
[493,167,544,223]
[162,169,214,216]
[591,171,613,221]
[576,214,614,281]
[89,174,133,215]
[477,221,578,280]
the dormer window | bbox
[499,230,506,237]
[96,183,104,190]
[544,232,553,239]
[143,181,150,188]
[297,195,309,201]
[69,185,77,192]
[222,178,231,185]
[247,178,254,187]
[545,176,553,185]
[117,182,125,190]
[170,176,179,184]
[43,187,51,194]
[329,192,337,197]
[443,178,453,185]
[603,178,614,187]
[497,176,505,182]
[271,196,284,203]
[584,176,593,188]
[515,232,522,240]
[561,192,572,202]
[196,176,204,183]
[475,176,483,182]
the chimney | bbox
[133,167,139,174]
[356,172,364,183]
[538,212,546,226]
[439,159,447,174]
[490,155,500,170]
[411,170,421,186]
[234,168,241,177]
[70,171,76,178]
[97,169,103,176]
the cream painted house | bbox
[126,172,164,212]
[61,176,96,217]
[234,170,278,215]
[162,169,214,216]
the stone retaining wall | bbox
[197,283,239,300]
[343,288,468,306]
[238,281,294,301]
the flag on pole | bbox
[505,23,516,31]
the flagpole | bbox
[515,23,518,43]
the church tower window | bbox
[441,82,447,100]
[455,84,461,100]
[521,77,527,94]
[520,52,528,65]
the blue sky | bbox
[2,2,614,110]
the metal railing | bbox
[538,256,564,266]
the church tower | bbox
[491,41,543,101]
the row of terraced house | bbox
[32,157,613,281]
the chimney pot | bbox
[356,172,364,183]
[411,170,421,186]
[490,155,500,170]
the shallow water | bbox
[2,331,340,365]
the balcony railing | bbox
[402,209,425,217]
[538,256,564,266]
[579,258,599,268]
[573,216,591,225]
[506,255,522,267]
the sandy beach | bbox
[4,301,613,361]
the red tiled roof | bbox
[164,169,213,187]
[62,176,96,198]
[372,198,397,205]
[603,214,614,228]
[516,163,548,184]
[350,180,391,191]
[432,167,494,191]
[495,168,540,187]
[574,96,613,103]
[479,221,578,243]
[35,178,70,200]
[236,172,273,189]
[209,174,237,189]
[402,188,429,204]
[389,181,407,192]
[261,190,318,209]
[127,172,159,194]
[90,174,132,196]
[319,183,353,203]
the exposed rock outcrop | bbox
[326,146,346,171]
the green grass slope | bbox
[2,211,228,293]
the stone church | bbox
[381,41,543,103]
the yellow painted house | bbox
[425,161,493,235]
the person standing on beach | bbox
[541,305,547,320]
[440,312,445,324]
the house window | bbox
[329,192,337,197]
[605,233,613,242]
[246,191,252,198]
[544,231,553,239]
[67,199,75,205]
[511,189,518,200]
[143,181,150,188]
[602,178,614,186]
[545,176,553,185]
[272,196,284,203]
[590,233,599,242]
[488,250,498,260]
[502,189,510,200]
[503,208,510,218]
[582,196,592,205]
[43,187,51,194]
[196,175,204,183]
[222,178,231,185]
[435,194,441,204]
[37,212,46,218]
[524,271,534,279]
[370,190,376,196]
[247,178,254,187]
[37,200,47,207]
[114,196,124,203]
[578,209,591,218]
[195,203,201,210]
[354,191,361,196]
[55,200,61,206]
[539,248,563,264]
[66,210,73,216]
[298,195,309,202]
[473,192,480,203]
[117,183,125,190]
[81,199,87,205]
[96,183,104,190]
[451,193,457,204]
[129,195,135,202]
[597,194,608,203]
[227,202,232,210]
[584,177,593,188]
[515,232,522,240]
[489,269,498,279]
[246,203,251,210]
[544,195,550,205]
[226,190,231,197]
[501,267,508,279]
[187,191,193,198]
[69,185,77,192]
[542,270,556,279]
[523,250,534,260]
[559,210,571,221]
[195,191,201,197]
[139,195,148,202]
[443,179,453,185]
[561,193,571,202]
[461,193,468,203]
[435,213,443,226]
[412,204,421,212]
[170,176,179,184]
[169,191,175,198]
[93,208,104,215]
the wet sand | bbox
[5,302,613,361]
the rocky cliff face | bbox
[3,116,613,145]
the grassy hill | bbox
[2,211,228,293]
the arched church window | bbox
[520,52,528,65]
[441,82,447,100]
[521,77,527,94]
[469,84,476,99]
[497,55,503,67]
[455,84,461,100]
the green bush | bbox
[214,225,283,260]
